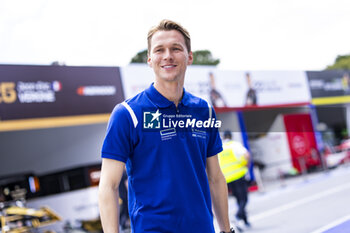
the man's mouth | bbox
[161,65,177,69]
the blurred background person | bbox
[245,72,257,106]
[209,71,227,107]
[219,130,251,230]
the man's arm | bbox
[98,158,125,233]
[206,154,231,232]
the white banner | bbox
[120,65,311,107]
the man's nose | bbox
[163,49,173,60]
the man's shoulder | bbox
[123,89,150,109]
[109,90,148,120]
[185,91,211,108]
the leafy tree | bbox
[192,50,220,66]
[130,49,220,66]
[130,49,148,63]
[326,54,350,70]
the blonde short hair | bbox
[147,19,191,54]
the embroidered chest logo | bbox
[143,109,162,129]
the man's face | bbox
[148,30,193,84]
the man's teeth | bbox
[163,65,175,68]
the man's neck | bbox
[154,81,184,107]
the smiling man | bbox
[98,19,234,233]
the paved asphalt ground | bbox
[214,164,350,233]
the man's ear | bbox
[147,53,152,67]
[188,51,193,65]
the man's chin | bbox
[159,75,180,82]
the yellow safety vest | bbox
[218,141,248,183]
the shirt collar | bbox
[145,83,191,108]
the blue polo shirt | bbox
[102,83,223,233]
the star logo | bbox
[151,109,162,122]
[143,109,162,129]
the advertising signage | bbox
[185,69,311,108]
[121,65,311,109]
[307,70,350,105]
[0,65,124,131]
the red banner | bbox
[284,114,321,172]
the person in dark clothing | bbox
[219,131,251,230]
[209,72,227,107]
[245,72,257,106]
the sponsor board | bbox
[307,70,350,105]
[121,65,311,108]
[0,65,124,123]
[307,70,350,97]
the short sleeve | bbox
[101,103,135,163]
[207,106,223,157]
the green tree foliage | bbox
[192,50,220,66]
[130,49,220,66]
[130,49,148,63]
[326,54,350,70]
